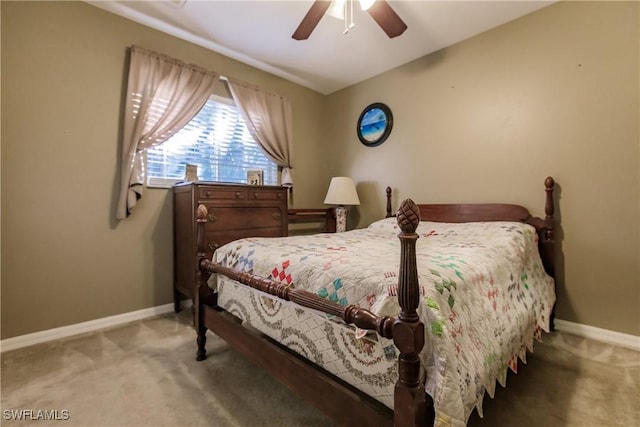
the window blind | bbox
[146,97,277,185]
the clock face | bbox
[357,103,393,147]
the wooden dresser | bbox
[173,182,288,310]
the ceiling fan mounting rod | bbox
[343,0,356,34]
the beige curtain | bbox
[116,46,219,219]
[227,78,294,187]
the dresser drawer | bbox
[199,187,247,201]
[247,189,286,201]
[205,227,284,253]
[203,206,284,229]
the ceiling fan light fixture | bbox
[359,0,375,11]
[292,0,405,40]
[326,0,345,20]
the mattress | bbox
[209,217,555,426]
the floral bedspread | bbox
[210,217,555,426]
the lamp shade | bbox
[323,177,360,206]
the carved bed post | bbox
[195,204,210,361]
[542,176,556,330]
[542,176,556,278]
[385,187,393,218]
[393,199,431,426]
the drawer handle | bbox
[235,192,241,198]
[272,212,281,220]
[253,192,259,199]
[207,213,218,222]
[277,193,282,199]
[207,242,219,252]
[205,191,211,198]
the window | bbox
[146,96,277,187]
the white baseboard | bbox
[0,301,192,353]
[2,307,637,353]
[555,319,640,351]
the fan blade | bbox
[292,1,331,40]
[367,0,407,38]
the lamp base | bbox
[335,206,347,232]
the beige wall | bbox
[326,1,640,335]
[0,1,328,339]
[2,1,638,339]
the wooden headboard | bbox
[384,177,556,279]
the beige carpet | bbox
[2,311,638,426]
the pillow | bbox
[366,217,400,233]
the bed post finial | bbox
[393,199,430,426]
[396,199,420,235]
[544,176,555,220]
[196,204,208,255]
[385,186,393,218]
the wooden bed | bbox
[193,177,556,427]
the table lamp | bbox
[323,177,360,232]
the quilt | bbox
[209,217,555,426]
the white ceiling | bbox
[88,1,554,95]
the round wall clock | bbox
[357,103,393,147]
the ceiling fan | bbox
[292,0,407,40]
